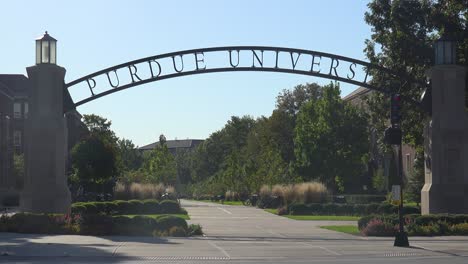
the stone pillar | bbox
[422,65,468,214]
[20,64,71,213]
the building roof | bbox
[342,87,372,102]
[139,139,204,151]
[0,74,30,97]
[0,82,13,100]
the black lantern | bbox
[434,31,457,65]
[35,31,57,65]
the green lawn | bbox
[119,214,190,220]
[320,225,360,235]
[264,209,360,221]
[264,209,278,214]
[197,200,244,206]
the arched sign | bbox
[65,46,426,109]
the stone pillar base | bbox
[421,183,468,214]
[20,185,71,214]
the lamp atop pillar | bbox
[35,31,57,65]
[434,26,457,65]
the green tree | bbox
[294,83,369,193]
[143,135,177,185]
[71,135,118,194]
[82,114,117,143]
[276,82,323,117]
[117,138,142,172]
[364,0,467,192]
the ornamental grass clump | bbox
[295,182,328,204]
[114,182,172,200]
[225,190,239,201]
[259,185,272,201]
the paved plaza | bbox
[1,200,467,263]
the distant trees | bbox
[142,135,177,185]
[187,82,369,195]
[72,82,373,199]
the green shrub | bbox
[113,200,130,214]
[408,224,440,236]
[82,203,99,214]
[8,213,72,234]
[168,226,187,237]
[188,224,203,236]
[142,200,160,214]
[377,203,394,214]
[156,215,188,231]
[128,200,144,214]
[78,214,113,236]
[450,223,468,235]
[71,204,87,215]
[345,195,386,204]
[111,216,133,235]
[159,200,181,214]
[128,215,157,236]
[287,203,420,216]
[288,203,310,215]
[365,203,380,215]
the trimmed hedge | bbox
[0,213,190,237]
[288,203,420,216]
[71,199,185,215]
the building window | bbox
[405,154,411,174]
[13,130,21,147]
[13,103,21,119]
[24,102,29,119]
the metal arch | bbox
[65,46,427,110]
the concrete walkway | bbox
[0,200,467,263]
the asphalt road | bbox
[0,199,467,264]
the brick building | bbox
[0,74,87,205]
[0,81,14,201]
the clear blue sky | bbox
[0,0,372,146]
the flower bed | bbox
[358,214,468,236]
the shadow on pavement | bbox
[0,232,181,263]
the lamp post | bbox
[21,31,71,214]
[434,31,457,65]
[35,31,57,65]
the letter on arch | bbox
[148,59,162,78]
[328,58,340,77]
[172,55,184,73]
[86,78,96,96]
[106,70,120,88]
[128,64,143,83]
[252,50,264,68]
[229,50,240,68]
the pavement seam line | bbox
[112,242,124,256]
[255,225,287,238]
[217,207,233,215]
[300,242,342,256]
[206,239,231,259]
